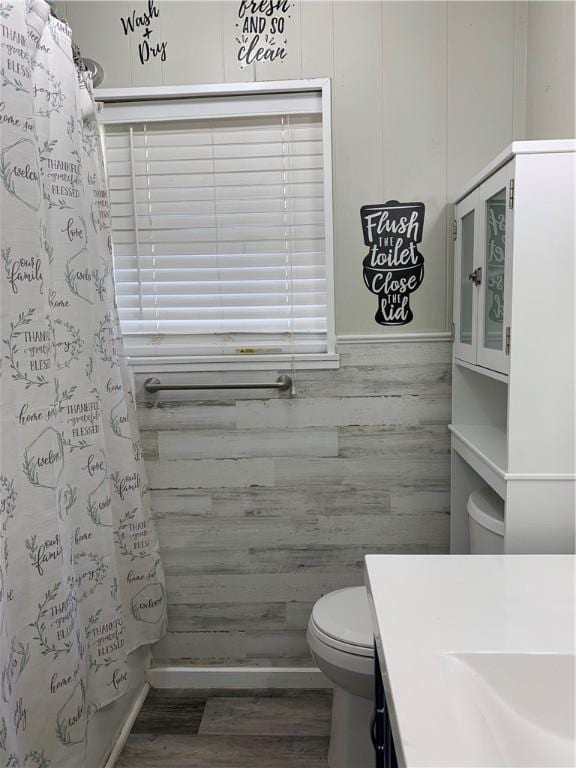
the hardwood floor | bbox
[117,689,332,767]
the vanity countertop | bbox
[364,554,575,768]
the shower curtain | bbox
[0,2,167,765]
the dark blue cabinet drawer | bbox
[372,645,398,768]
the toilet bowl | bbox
[307,587,374,768]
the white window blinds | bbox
[102,93,330,359]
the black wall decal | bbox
[120,0,167,65]
[235,0,293,68]
[361,201,425,326]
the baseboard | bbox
[101,682,150,768]
[147,665,331,690]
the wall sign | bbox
[236,0,293,68]
[361,201,425,326]
[120,0,167,65]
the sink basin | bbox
[444,653,575,767]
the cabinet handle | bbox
[468,267,482,286]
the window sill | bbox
[126,353,340,374]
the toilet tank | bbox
[467,488,505,554]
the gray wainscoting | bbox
[134,341,451,666]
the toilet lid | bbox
[311,587,373,652]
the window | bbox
[99,81,336,369]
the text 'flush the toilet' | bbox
[361,200,425,326]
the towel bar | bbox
[144,374,292,394]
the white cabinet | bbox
[450,140,575,555]
[454,163,513,376]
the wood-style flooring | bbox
[117,688,332,767]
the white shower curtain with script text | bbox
[0,2,166,765]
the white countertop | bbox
[364,555,575,767]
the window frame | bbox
[97,78,337,373]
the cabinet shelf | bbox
[449,424,507,499]
[454,358,508,384]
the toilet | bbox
[308,494,505,768]
[307,586,374,768]
[467,487,505,554]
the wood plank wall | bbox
[135,341,451,665]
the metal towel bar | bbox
[144,374,292,394]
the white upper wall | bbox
[525,1,575,140]
[57,1,571,335]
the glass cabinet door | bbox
[477,163,513,375]
[453,190,479,365]
[483,188,506,350]
[460,210,475,345]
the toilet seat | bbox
[310,587,374,658]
